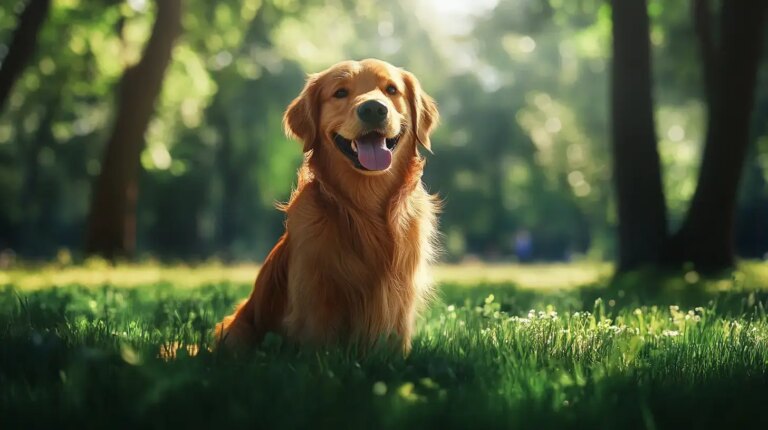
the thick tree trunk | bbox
[666,2,767,271]
[85,0,182,259]
[0,0,51,114]
[610,0,668,271]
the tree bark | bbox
[85,0,182,259]
[0,0,51,114]
[610,0,668,271]
[666,2,768,271]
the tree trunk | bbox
[666,2,767,271]
[20,97,58,250]
[610,0,668,271]
[85,0,182,259]
[0,0,51,114]
[691,0,716,107]
[210,93,239,261]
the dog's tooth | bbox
[351,141,358,152]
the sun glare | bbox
[418,0,499,35]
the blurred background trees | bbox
[0,0,766,266]
[85,0,182,258]
[664,1,768,270]
[610,0,768,272]
[610,0,667,271]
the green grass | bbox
[2,263,768,429]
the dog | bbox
[215,59,439,353]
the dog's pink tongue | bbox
[355,134,392,171]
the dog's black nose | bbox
[357,100,388,125]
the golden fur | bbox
[215,59,439,352]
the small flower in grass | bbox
[662,330,680,337]
[372,381,387,396]
[398,382,420,402]
[419,377,438,389]
[684,271,700,284]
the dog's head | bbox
[283,59,438,174]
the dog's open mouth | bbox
[334,131,401,171]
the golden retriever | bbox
[215,59,439,353]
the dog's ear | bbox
[402,70,439,152]
[284,74,321,153]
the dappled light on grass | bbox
[4,260,767,293]
[158,341,201,361]
[0,260,611,291]
[435,262,610,289]
[0,259,259,291]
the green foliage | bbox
[1,0,767,259]
[2,264,768,427]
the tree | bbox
[0,0,51,114]
[610,0,767,272]
[666,1,768,270]
[610,0,668,271]
[85,0,182,259]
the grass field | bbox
[2,262,768,429]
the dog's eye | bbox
[333,88,349,99]
[386,85,398,95]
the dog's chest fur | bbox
[282,178,437,345]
